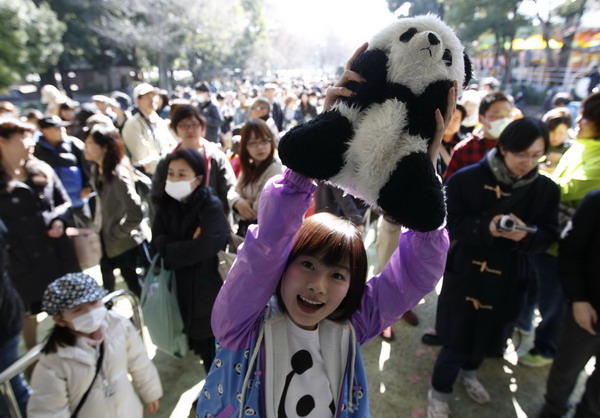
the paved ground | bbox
[29,218,591,418]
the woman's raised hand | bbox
[323,42,368,112]
[429,81,457,166]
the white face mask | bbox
[197,92,209,103]
[71,306,107,334]
[165,178,197,201]
[462,112,478,128]
[487,117,512,139]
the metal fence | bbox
[0,289,145,418]
[475,66,586,92]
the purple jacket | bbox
[212,169,450,349]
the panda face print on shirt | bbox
[278,349,336,417]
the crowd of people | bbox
[0,53,599,418]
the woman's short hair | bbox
[169,104,207,132]
[551,92,572,108]
[88,125,125,181]
[277,212,367,322]
[496,117,549,156]
[163,148,207,187]
[479,91,512,116]
[542,108,572,132]
[0,118,35,139]
[581,92,600,136]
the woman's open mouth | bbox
[297,295,325,313]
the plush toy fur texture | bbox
[279,14,473,232]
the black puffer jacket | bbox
[0,219,24,344]
[559,189,600,312]
[0,158,79,308]
[152,186,229,341]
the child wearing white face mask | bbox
[27,273,163,418]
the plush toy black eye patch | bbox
[442,49,452,66]
[400,28,418,42]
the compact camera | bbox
[496,215,538,234]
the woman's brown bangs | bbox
[290,213,363,272]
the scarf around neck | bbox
[486,147,539,188]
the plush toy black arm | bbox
[404,79,453,143]
[278,110,353,180]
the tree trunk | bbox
[557,0,587,77]
[541,22,555,68]
[39,69,57,87]
[157,51,170,92]
[502,34,516,90]
[58,66,73,98]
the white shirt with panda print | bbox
[278,317,335,417]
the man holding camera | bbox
[427,118,559,418]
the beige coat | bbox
[122,112,176,174]
[230,159,283,213]
[28,311,162,418]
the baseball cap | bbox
[91,95,119,108]
[42,273,108,316]
[194,82,210,92]
[39,115,71,129]
[133,83,156,99]
[83,114,115,133]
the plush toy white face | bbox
[369,15,466,96]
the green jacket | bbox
[553,138,600,207]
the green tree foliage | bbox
[556,0,588,68]
[387,0,444,17]
[0,2,27,90]
[89,0,265,88]
[43,0,130,69]
[0,0,65,91]
[444,0,529,86]
[187,0,268,79]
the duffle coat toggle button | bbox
[471,260,502,275]
[465,296,493,310]
[484,184,511,199]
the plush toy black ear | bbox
[463,52,473,88]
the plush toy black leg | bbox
[377,152,445,232]
[278,110,353,180]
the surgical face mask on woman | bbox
[71,306,107,334]
[165,178,198,201]
[487,117,512,139]
[166,158,202,201]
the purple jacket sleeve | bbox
[352,227,449,344]
[211,169,316,350]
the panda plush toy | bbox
[279,14,472,232]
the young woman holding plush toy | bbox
[197,38,457,417]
